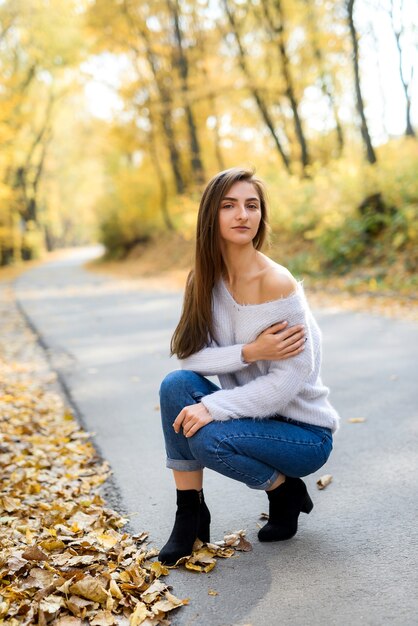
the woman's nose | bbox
[236,204,248,219]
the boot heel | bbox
[301,493,314,514]
[197,500,211,543]
[197,526,210,543]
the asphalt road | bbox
[13,246,418,626]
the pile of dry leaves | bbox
[0,285,250,625]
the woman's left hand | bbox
[173,402,214,438]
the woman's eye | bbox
[247,204,259,210]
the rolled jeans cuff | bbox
[166,457,204,471]
[247,469,280,491]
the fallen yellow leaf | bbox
[90,609,117,625]
[185,560,216,573]
[39,594,65,614]
[151,592,188,614]
[53,616,82,626]
[316,474,333,490]
[95,531,122,549]
[149,561,169,577]
[22,545,48,561]
[109,579,123,600]
[69,576,108,603]
[140,580,167,604]
[129,601,149,626]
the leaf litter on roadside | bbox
[0,286,251,625]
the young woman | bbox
[158,167,339,566]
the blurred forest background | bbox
[0,0,417,294]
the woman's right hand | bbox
[242,321,306,363]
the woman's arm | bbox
[200,349,313,421]
[179,322,306,376]
[179,342,250,376]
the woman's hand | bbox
[173,402,214,438]
[242,321,306,363]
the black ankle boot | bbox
[159,489,211,565]
[197,491,211,543]
[258,477,313,542]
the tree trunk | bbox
[191,5,226,171]
[347,0,377,164]
[263,0,310,174]
[29,126,52,223]
[14,90,54,225]
[222,0,291,173]
[169,0,206,184]
[122,1,186,194]
[142,53,184,194]
[128,45,175,231]
[303,0,344,155]
[147,105,174,231]
[369,21,390,139]
[389,0,416,137]
[210,99,226,172]
[43,223,54,252]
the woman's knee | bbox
[188,423,221,467]
[159,370,196,401]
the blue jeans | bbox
[160,370,333,490]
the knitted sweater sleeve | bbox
[179,342,250,376]
[200,295,316,421]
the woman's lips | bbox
[232,226,250,229]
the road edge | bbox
[11,276,130,526]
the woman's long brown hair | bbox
[171,167,269,359]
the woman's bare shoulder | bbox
[259,260,298,301]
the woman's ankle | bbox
[266,473,286,491]
[173,469,203,491]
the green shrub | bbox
[268,139,418,275]
[98,168,163,258]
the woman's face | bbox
[218,180,262,246]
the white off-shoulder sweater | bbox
[179,278,340,433]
